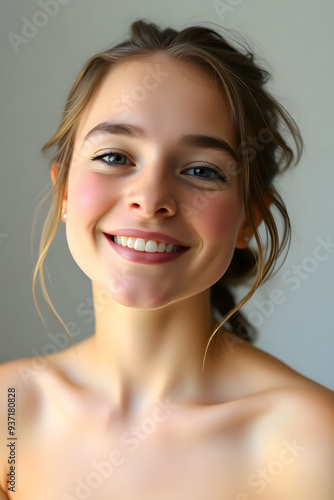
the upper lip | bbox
[104,229,189,247]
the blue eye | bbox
[91,151,132,166]
[185,165,228,183]
[90,152,228,184]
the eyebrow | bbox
[83,122,238,162]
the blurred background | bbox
[1,0,333,389]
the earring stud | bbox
[61,211,67,220]
[244,235,250,242]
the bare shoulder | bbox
[0,347,79,419]
[0,354,63,480]
[0,358,38,491]
[0,355,51,404]
[269,378,334,499]
[0,357,46,441]
[219,330,334,398]
[219,332,334,499]
[0,341,92,434]
[217,329,334,438]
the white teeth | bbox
[127,237,135,249]
[157,242,166,252]
[145,240,157,253]
[113,236,181,253]
[134,238,146,251]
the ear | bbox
[51,163,68,222]
[235,189,274,249]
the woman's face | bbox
[63,52,247,309]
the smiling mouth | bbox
[106,234,185,253]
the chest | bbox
[10,408,254,500]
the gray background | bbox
[1,0,333,390]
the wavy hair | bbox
[32,19,303,369]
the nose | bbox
[125,165,177,219]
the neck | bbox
[82,282,220,416]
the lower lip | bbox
[105,235,190,265]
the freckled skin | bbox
[0,53,333,500]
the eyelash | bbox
[90,150,228,183]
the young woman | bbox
[0,19,333,500]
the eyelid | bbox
[183,162,228,182]
[90,149,228,182]
[90,149,135,169]
[90,148,131,158]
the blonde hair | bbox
[32,19,303,368]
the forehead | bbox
[75,52,235,148]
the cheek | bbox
[68,172,115,220]
[196,194,243,240]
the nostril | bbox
[131,204,169,214]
